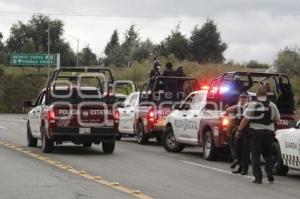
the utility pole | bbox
[76,39,79,67]
[47,19,50,80]
[67,35,80,67]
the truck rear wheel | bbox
[203,131,217,161]
[27,122,37,147]
[162,126,185,152]
[41,125,54,153]
[102,141,115,154]
[136,122,148,144]
[272,142,289,176]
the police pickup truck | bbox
[117,92,140,139]
[134,76,199,144]
[273,121,300,175]
[24,67,133,153]
[163,72,295,160]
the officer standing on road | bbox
[236,86,280,184]
[226,92,250,175]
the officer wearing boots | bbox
[236,86,280,184]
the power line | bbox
[1,10,300,19]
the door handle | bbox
[194,115,198,117]
[130,110,134,113]
[123,111,126,113]
[183,114,187,117]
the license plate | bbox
[106,120,114,127]
[79,128,91,134]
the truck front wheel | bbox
[272,142,289,176]
[27,122,37,147]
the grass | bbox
[0,60,299,115]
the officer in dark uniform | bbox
[226,92,250,174]
[236,86,280,184]
[149,61,161,78]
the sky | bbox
[0,0,300,64]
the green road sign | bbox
[10,53,57,66]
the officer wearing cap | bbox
[226,92,250,175]
[236,86,280,184]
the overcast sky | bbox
[1,0,300,64]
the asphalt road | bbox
[0,114,300,199]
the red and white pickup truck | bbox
[134,76,199,144]
[24,67,133,153]
[162,72,296,160]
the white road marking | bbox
[0,126,8,130]
[180,160,253,179]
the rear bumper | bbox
[50,127,117,140]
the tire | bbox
[162,126,185,152]
[136,122,148,144]
[41,125,54,153]
[272,142,289,176]
[83,142,92,147]
[203,130,217,161]
[27,122,37,147]
[102,141,115,154]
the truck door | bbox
[185,92,207,143]
[119,92,139,134]
[174,93,196,143]
[32,91,45,136]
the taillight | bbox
[48,109,56,122]
[222,117,231,131]
[201,85,210,90]
[113,109,120,120]
[147,108,156,123]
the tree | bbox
[274,47,300,76]
[122,25,139,53]
[0,32,8,65]
[104,30,120,56]
[130,39,154,61]
[7,14,64,52]
[246,60,269,69]
[190,19,227,63]
[162,24,189,60]
[79,45,98,66]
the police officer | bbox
[236,86,280,184]
[149,61,161,78]
[175,65,186,77]
[162,62,174,76]
[226,92,250,174]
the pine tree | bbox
[190,19,227,63]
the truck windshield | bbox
[51,89,102,104]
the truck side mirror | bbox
[23,100,34,107]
